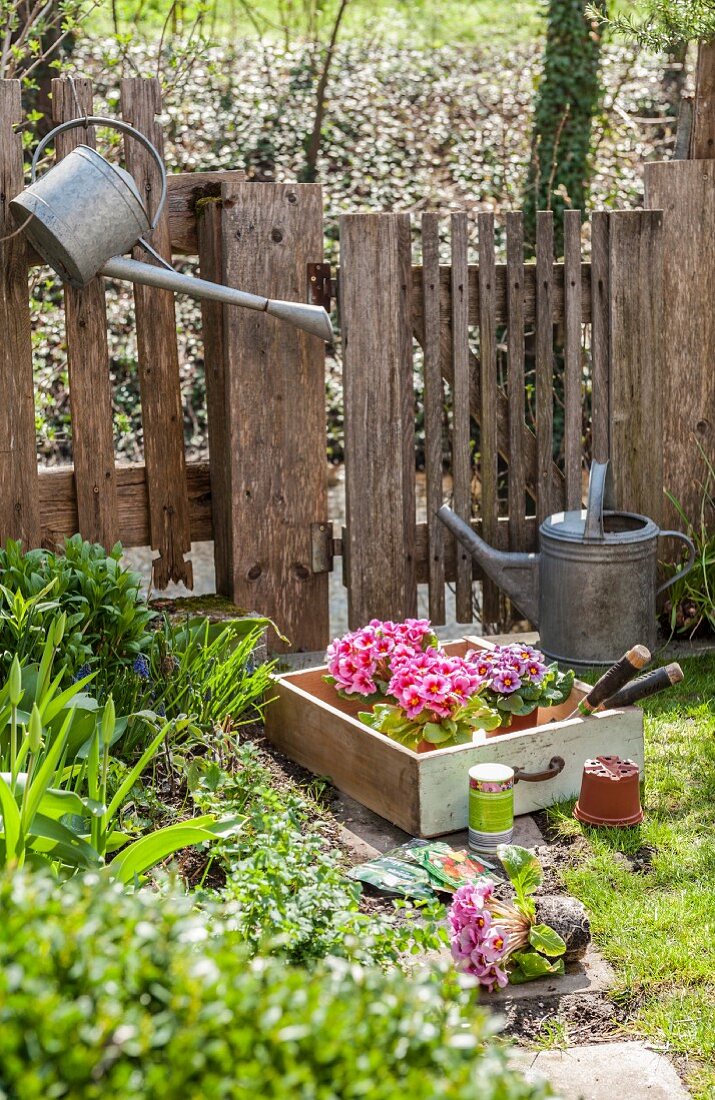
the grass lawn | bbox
[547,653,715,1099]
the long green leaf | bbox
[105,723,170,822]
[0,772,22,862]
[0,775,103,820]
[22,710,74,827]
[27,812,100,869]
[110,816,243,884]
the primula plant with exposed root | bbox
[449,845,567,990]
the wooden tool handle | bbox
[576,645,651,716]
[601,663,683,709]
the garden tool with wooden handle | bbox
[567,645,651,719]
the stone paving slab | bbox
[511,1042,691,1099]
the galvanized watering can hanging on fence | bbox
[10,115,333,342]
[438,462,696,666]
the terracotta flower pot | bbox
[485,710,538,738]
[574,755,644,827]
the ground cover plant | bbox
[0,869,551,1100]
[546,654,715,1099]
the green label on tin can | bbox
[468,765,514,835]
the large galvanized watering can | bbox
[9,116,333,342]
[438,462,696,666]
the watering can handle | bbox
[584,460,615,541]
[30,116,167,233]
[656,531,697,596]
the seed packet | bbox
[348,856,435,900]
[410,843,494,892]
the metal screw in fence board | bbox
[52,78,119,551]
[421,212,446,625]
[120,77,193,589]
[451,212,473,623]
[0,80,41,547]
[563,209,584,511]
[341,212,417,628]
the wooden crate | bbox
[264,640,645,836]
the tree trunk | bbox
[523,0,605,256]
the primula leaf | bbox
[509,949,565,984]
[529,923,567,957]
[422,722,450,744]
[497,844,542,908]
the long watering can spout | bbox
[436,505,541,625]
[100,256,333,342]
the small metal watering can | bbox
[10,116,333,342]
[438,462,696,666]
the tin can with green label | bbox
[468,763,514,853]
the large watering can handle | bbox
[30,116,167,233]
[656,530,697,596]
[584,460,615,541]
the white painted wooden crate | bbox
[264,639,644,837]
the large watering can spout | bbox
[9,115,333,343]
[101,256,334,341]
[437,505,541,624]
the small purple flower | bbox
[490,670,522,694]
[133,654,151,680]
[156,703,166,717]
[72,663,91,683]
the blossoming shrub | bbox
[0,870,551,1100]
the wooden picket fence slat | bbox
[563,209,583,511]
[52,78,118,550]
[506,211,526,552]
[421,212,446,625]
[0,81,41,547]
[451,212,473,623]
[120,77,193,588]
[341,212,417,629]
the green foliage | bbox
[546,653,715,1098]
[0,538,154,685]
[110,614,274,755]
[596,0,715,47]
[359,694,501,751]
[0,870,550,1100]
[524,0,606,253]
[661,457,715,637]
[0,636,240,877]
[189,741,447,965]
[499,842,543,917]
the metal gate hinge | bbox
[307,262,331,312]
[311,521,334,573]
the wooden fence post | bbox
[340,212,417,628]
[645,161,715,529]
[120,77,193,588]
[52,78,118,550]
[608,210,664,524]
[198,182,329,652]
[0,80,41,547]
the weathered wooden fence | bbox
[0,76,668,652]
[340,206,664,630]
